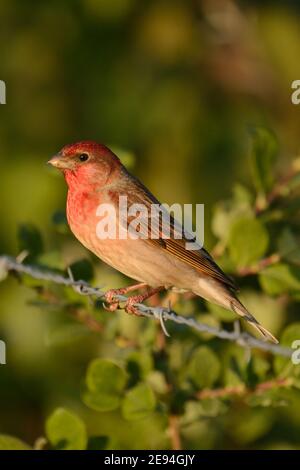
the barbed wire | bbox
[0,255,293,358]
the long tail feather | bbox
[230,298,278,344]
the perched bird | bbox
[48,141,277,343]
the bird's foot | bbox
[103,283,148,312]
[124,296,143,316]
[124,286,165,316]
[103,287,126,311]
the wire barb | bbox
[152,307,171,337]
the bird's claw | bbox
[104,289,119,304]
[102,288,125,312]
[102,287,160,316]
[102,301,120,312]
[124,297,141,316]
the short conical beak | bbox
[48,155,61,168]
[47,154,70,169]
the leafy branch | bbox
[196,377,293,400]
[237,253,281,276]
[0,255,292,358]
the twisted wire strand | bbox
[0,255,292,358]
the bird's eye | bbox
[78,153,89,162]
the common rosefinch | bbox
[48,141,277,343]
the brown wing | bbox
[108,173,237,291]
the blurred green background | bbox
[1,0,300,450]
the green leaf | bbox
[211,201,252,243]
[277,228,300,264]
[46,408,87,450]
[86,358,127,394]
[228,217,269,267]
[250,127,278,195]
[187,346,221,389]
[146,371,169,394]
[83,359,127,412]
[259,264,300,295]
[121,383,156,421]
[232,183,254,206]
[211,202,235,242]
[211,183,253,245]
[18,223,43,259]
[0,435,31,450]
[82,390,121,412]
